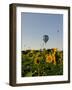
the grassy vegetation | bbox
[21,48,63,77]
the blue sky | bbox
[21,12,63,50]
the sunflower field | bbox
[21,48,63,77]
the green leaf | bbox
[25,72,33,77]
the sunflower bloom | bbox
[46,54,52,63]
[52,48,57,54]
[34,57,40,64]
[52,54,56,65]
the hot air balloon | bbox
[43,35,49,48]
[43,35,49,44]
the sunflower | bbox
[34,57,40,64]
[46,54,52,63]
[52,48,57,54]
[52,54,56,65]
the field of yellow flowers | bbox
[22,48,63,77]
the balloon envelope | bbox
[43,35,49,43]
